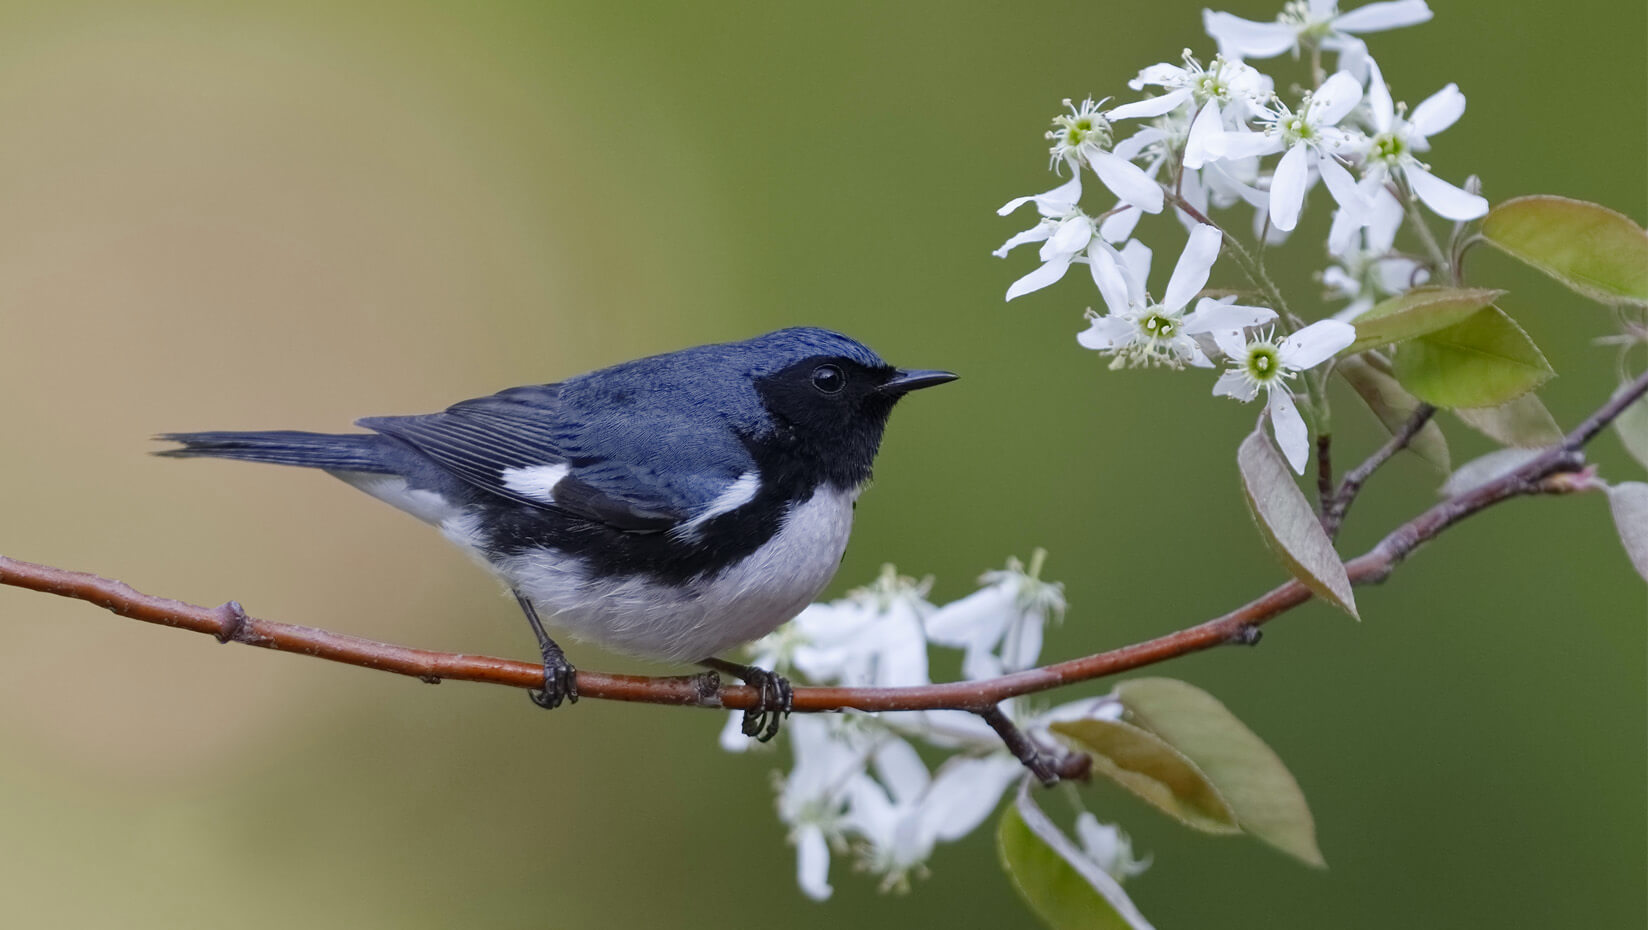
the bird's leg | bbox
[701,657,792,742]
[514,591,578,709]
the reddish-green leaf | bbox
[1605,482,1648,582]
[1338,355,1452,472]
[1052,719,1239,834]
[1237,428,1358,618]
[1339,287,1505,356]
[1482,196,1648,307]
[1117,678,1325,868]
[998,783,1154,930]
[1613,383,1648,471]
[1391,307,1554,409]
[1439,448,1548,498]
[1453,393,1564,448]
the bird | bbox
[157,327,956,740]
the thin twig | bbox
[1316,433,1334,512]
[1321,404,1437,539]
[2,369,1644,781]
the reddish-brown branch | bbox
[2,369,1643,767]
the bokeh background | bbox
[1,1,1641,927]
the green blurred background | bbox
[1,1,1641,927]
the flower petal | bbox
[1108,88,1193,121]
[874,738,931,805]
[1117,239,1153,305]
[1203,10,1299,58]
[1406,165,1488,220]
[992,223,1053,258]
[1185,297,1277,334]
[1269,142,1310,232]
[1076,312,1137,351]
[1327,204,1365,256]
[1268,388,1311,474]
[921,757,1023,843]
[1216,128,1284,161]
[1112,127,1167,162]
[997,173,1082,217]
[1308,71,1363,126]
[1005,255,1072,301]
[1086,246,1135,317]
[1332,0,1434,34]
[1280,319,1357,369]
[1098,204,1142,243]
[1364,57,1394,131]
[1214,367,1260,401]
[1317,154,1366,218]
[1162,224,1223,313]
[1409,83,1466,139]
[1042,215,1093,259]
[1129,62,1187,91]
[1181,100,1225,170]
[796,826,834,901]
[1088,149,1164,214]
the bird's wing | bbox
[358,383,747,534]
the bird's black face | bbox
[752,355,957,489]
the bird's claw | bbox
[528,655,579,710]
[738,666,793,743]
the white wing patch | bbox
[676,471,760,538]
[501,463,571,503]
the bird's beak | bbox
[878,368,959,395]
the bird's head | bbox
[741,327,957,488]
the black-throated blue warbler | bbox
[159,327,955,740]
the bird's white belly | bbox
[497,485,860,662]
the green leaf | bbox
[1481,195,1648,307]
[998,783,1154,930]
[1452,393,1564,447]
[1613,382,1648,471]
[1391,306,1555,409]
[1052,719,1240,834]
[1117,678,1325,868]
[1339,287,1505,356]
[1337,355,1451,472]
[1237,428,1358,618]
[1605,482,1648,582]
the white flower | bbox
[1213,320,1357,472]
[842,741,1024,892]
[925,553,1066,680]
[1077,225,1277,369]
[1047,97,1165,216]
[775,715,880,900]
[1075,813,1153,882]
[1204,1,1434,72]
[1354,58,1488,221]
[1218,71,1367,232]
[1109,51,1273,169]
[793,566,933,688]
[721,567,931,751]
[1325,186,1427,319]
[995,174,1098,301]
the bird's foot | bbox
[514,590,579,711]
[528,648,579,710]
[702,658,792,742]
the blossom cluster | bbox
[996,0,1483,474]
[722,0,1496,908]
[720,559,1147,900]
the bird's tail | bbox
[155,430,392,473]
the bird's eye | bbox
[811,364,846,395]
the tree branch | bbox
[1321,403,1437,539]
[3,369,1644,779]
